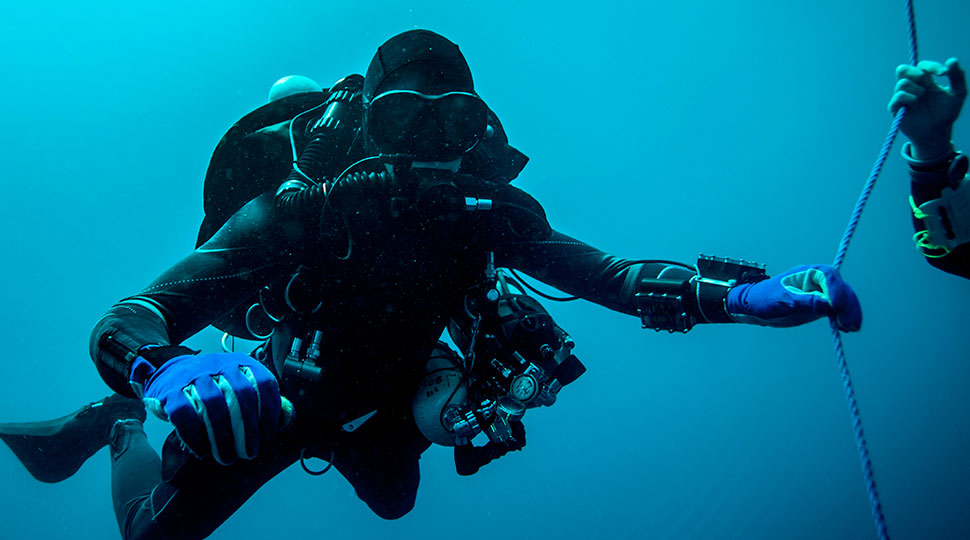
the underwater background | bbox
[0,1,967,539]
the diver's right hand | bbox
[889,58,967,160]
[129,351,293,465]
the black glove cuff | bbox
[902,141,956,169]
[138,345,199,370]
[907,149,968,205]
[903,142,960,188]
[694,277,735,324]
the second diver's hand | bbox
[890,58,967,160]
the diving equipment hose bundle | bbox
[411,253,586,474]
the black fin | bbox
[0,394,145,483]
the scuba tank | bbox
[197,87,335,247]
[412,345,471,446]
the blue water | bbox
[1,1,968,539]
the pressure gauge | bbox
[510,374,539,403]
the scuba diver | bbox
[0,30,862,540]
[890,57,970,279]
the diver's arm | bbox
[497,225,860,333]
[495,229,696,317]
[474,174,858,332]
[90,192,302,396]
[891,58,970,278]
[470,178,699,318]
[904,144,970,279]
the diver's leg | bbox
[112,426,303,540]
[0,394,145,483]
[336,448,422,519]
[108,420,164,540]
[333,410,431,520]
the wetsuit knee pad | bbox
[366,491,418,520]
[348,458,420,519]
[337,437,422,519]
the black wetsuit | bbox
[90,164,695,540]
[909,152,970,279]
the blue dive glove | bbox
[130,351,293,465]
[726,265,862,332]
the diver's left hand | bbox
[454,421,526,476]
[889,58,967,160]
[726,265,861,332]
[131,351,293,465]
